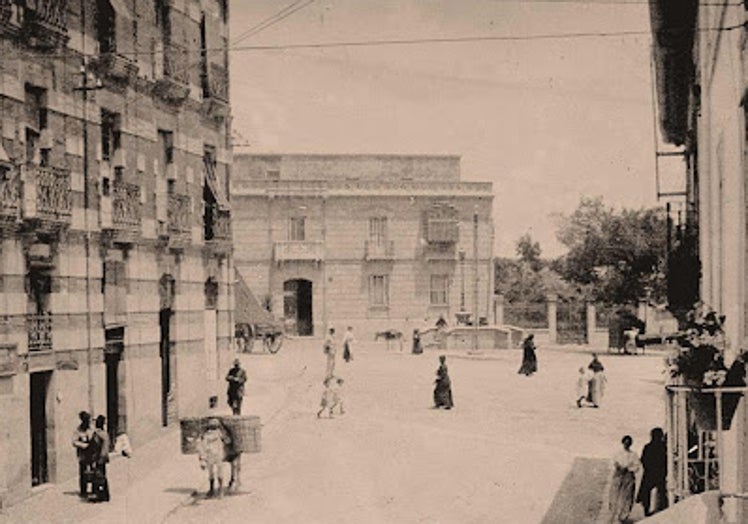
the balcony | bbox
[0,165,21,223]
[154,41,190,103]
[274,241,324,265]
[364,240,395,261]
[423,242,457,261]
[0,0,21,36]
[102,181,141,244]
[166,193,191,248]
[204,208,231,256]
[19,0,69,49]
[202,62,229,120]
[90,52,139,85]
[27,313,52,352]
[22,164,71,230]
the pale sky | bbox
[228,0,672,257]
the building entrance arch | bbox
[283,279,313,336]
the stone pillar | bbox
[494,293,504,326]
[546,294,557,344]
[586,302,596,346]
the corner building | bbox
[0,0,233,506]
[232,154,494,341]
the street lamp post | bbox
[473,208,479,351]
[459,250,466,311]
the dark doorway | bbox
[105,327,124,447]
[30,371,52,487]
[283,279,313,336]
[159,308,172,427]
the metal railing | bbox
[274,241,324,262]
[167,193,191,235]
[206,62,229,102]
[27,313,53,352]
[163,41,189,85]
[364,240,395,260]
[0,166,20,219]
[21,0,67,30]
[112,181,141,230]
[25,164,71,222]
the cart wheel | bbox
[266,334,283,354]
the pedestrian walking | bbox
[342,326,355,363]
[517,334,538,376]
[412,329,423,354]
[72,411,94,499]
[576,367,593,407]
[587,353,607,407]
[198,417,231,498]
[226,358,247,416]
[637,427,668,517]
[609,435,641,523]
[90,415,110,502]
[324,327,337,379]
[433,355,454,409]
[317,376,345,418]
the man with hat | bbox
[225,358,247,416]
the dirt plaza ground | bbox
[165,340,666,524]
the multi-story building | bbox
[232,154,494,341]
[650,1,748,521]
[0,0,233,506]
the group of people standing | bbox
[576,353,607,408]
[609,428,668,522]
[72,411,111,503]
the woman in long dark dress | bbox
[518,334,538,376]
[412,329,423,354]
[433,355,454,409]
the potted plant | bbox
[667,310,746,430]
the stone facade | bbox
[232,154,494,341]
[0,0,233,507]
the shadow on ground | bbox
[541,457,611,524]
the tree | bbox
[554,196,667,305]
[516,233,542,272]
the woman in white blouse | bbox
[609,435,641,523]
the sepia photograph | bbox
[0,0,745,523]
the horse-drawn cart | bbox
[235,269,284,354]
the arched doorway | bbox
[283,279,313,336]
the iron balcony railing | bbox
[204,62,229,102]
[167,193,191,236]
[273,241,324,263]
[27,313,53,352]
[163,41,189,85]
[112,181,141,231]
[23,164,72,224]
[0,166,21,220]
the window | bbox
[158,129,174,165]
[430,275,449,305]
[24,85,46,165]
[369,217,387,246]
[369,275,389,307]
[97,0,116,54]
[101,109,121,162]
[289,217,305,241]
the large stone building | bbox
[650,1,748,521]
[232,154,494,341]
[0,0,233,506]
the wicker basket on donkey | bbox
[180,415,262,455]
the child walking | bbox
[576,367,592,408]
[317,377,345,418]
[198,418,231,497]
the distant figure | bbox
[198,418,231,498]
[433,355,454,409]
[436,315,447,330]
[90,415,110,502]
[317,376,345,418]
[324,327,337,379]
[226,358,247,415]
[576,367,593,408]
[412,329,423,354]
[587,353,607,407]
[342,326,355,363]
[518,334,538,376]
[113,432,132,458]
[609,435,641,523]
[72,411,93,499]
[637,427,668,517]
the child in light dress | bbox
[317,376,345,418]
[576,367,593,407]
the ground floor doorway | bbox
[105,327,124,447]
[29,371,52,487]
[160,309,174,426]
[283,279,313,336]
